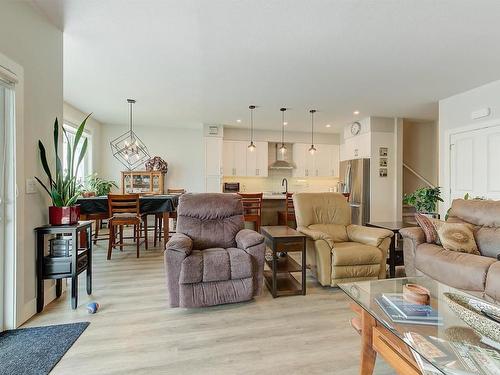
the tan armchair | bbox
[293,192,393,286]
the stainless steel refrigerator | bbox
[339,159,370,225]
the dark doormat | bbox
[0,322,90,375]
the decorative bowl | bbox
[403,283,430,305]
[443,292,500,343]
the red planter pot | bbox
[49,205,80,226]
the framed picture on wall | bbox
[379,158,387,167]
[379,168,388,177]
[379,147,388,157]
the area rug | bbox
[0,322,90,375]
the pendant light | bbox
[110,99,151,170]
[279,107,287,154]
[308,109,317,155]
[247,105,256,151]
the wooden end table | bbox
[260,226,306,297]
[366,221,416,278]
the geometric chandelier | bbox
[110,99,150,170]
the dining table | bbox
[76,194,179,242]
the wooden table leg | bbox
[360,309,377,375]
[163,211,170,245]
[36,232,44,313]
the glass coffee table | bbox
[339,277,500,375]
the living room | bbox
[1,1,499,374]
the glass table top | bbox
[339,277,500,375]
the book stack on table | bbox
[376,293,442,326]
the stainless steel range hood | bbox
[269,142,295,170]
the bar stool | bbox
[239,192,263,232]
[277,192,296,228]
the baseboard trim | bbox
[20,281,61,326]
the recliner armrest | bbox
[346,225,393,247]
[236,229,264,250]
[297,226,334,248]
[165,233,193,255]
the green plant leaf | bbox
[34,176,52,197]
[38,141,53,186]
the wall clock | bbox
[351,121,361,136]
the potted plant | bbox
[403,186,443,218]
[35,115,90,225]
[81,173,118,197]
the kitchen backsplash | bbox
[223,169,339,193]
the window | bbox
[62,123,92,184]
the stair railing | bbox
[403,162,435,188]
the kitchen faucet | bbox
[281,178,288,194]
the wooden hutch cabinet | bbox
[121,171,165,195]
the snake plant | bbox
[35,115,90,207]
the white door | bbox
[204,137,223,192]
[205,137,223,176]
[450,124,500,201]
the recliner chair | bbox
[293,192,393,286]
[164,193,266,308]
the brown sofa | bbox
[400,199,500,303]
[164,193,266,308]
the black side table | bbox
[260,226,306,297]
[366,221,416,278]
[35,221,93,311]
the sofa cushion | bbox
[332,242,382,266]
[415,243,495,292]
[475,227,500,259]
[415,213,440,244]
[179,247,252,284]
[437,222,479,255]
[309,223,348,242]
[485,262,500,303]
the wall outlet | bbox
[26,178,38,194]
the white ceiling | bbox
[33,0,500,133]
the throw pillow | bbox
[415,213,440,244]
[436,222,480,255]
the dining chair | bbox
[277,192,296,228]
[154,188,186,246]
[238,192,263,232]
[107,194,148,260]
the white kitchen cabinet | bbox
[246,141,268,177]
[204,137,223,192]
[316,144,340,177]
[293,143,339,177]
[223,141,247,176]
[292,143,308,177]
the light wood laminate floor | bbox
[26,234,395,375]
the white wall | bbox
[439,79,500,217]
[99,124,204,193]
[0,1,63,324]
[402,119,438,195]
[64,102,102,175]
[369,118,400,222]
